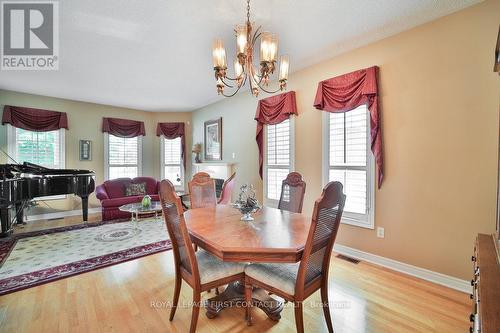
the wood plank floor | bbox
[0,246,470,332]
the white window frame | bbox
[160,135,184,191]
[263,116,295,208]
[322,108,375,229]
[104,133,143,180]
[7,124,66,200]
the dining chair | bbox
[218,172,236,204]
[244,181,346,333]
[159,180,246,333]
[277,172,307,213]
[188,172,217,209]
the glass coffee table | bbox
[119,201,163,222]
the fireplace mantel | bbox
[192,162,234,180]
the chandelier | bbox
[211,0,289,97]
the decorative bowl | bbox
[231,202,261,221]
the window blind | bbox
[15,128,62,168]
[266,119,291,201]
[328,106,369,217]
[163,137,182,186]
[108,134,139,179]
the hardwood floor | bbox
[0,247,470,332]
[12,213,103,234]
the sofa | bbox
[96,177,160,221]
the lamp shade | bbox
[212,39,227,68]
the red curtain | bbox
[313,66,383,187]
[2,105,69,131]
[255,91,298,178]
[102,117,145,138]
[156,122,186,169]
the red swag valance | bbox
[313,66,383,188]
[156,122,186,169]
[102,117,145,138]
[2,105,68,132]
[255,91,298,178]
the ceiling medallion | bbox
[211,0,289,97]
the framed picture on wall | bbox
[204,118,222,161]
[79,140,92,161]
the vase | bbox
[142,195,151,208]
[194,152,201,163]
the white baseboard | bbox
[333,244,471,294]
[25,208,101,222]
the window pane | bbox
[267,168,289,200]
[16,128,61,168]
[330,169,367,214]
[109,135,138,165]
[164,166,182,186]
[164,137,182,164]
[330,106,367,167]
[267,119,290,166]
[109,166,138,179]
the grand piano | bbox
[0,162,95,237]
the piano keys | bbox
[0,162,95,237]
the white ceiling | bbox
[0,0,481,112]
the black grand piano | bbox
[0,162,95,237]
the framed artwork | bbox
[79,140,92,161]
[204,118,222,161]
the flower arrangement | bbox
[231,184,261,221]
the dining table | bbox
[184,204,312,320]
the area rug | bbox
[0,218,171,295]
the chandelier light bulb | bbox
[279,55,289,81]
[234,59,244,78]
[212,39,227,69]
[235,25,248,55]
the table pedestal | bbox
[205,281,283,321]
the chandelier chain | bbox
[246,0,250,23]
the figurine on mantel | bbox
[192,143,202,163]
[232,184,261,221]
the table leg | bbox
[205,281,283,321]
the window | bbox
[264,118,294,205]
[160,136,183,189]
[7,125,65,199]
[323,105,375,228]
[104,133,142,180]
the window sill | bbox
[341,216,374,229]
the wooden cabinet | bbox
[470,234,500,333]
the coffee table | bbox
[119,201,163,222]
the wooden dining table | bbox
[184,204,312,320]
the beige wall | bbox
[192,0,500,280]
[0,90,192,211]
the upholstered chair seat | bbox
[245,262,299,295]
[196,250,246,284]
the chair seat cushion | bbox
[245,262,299,295]
[196,250,245,284]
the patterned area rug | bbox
[0,218,171,295]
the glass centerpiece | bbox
[231,184,261,221]
[141,195,152,209]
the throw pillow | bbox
[125,182,146,196]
